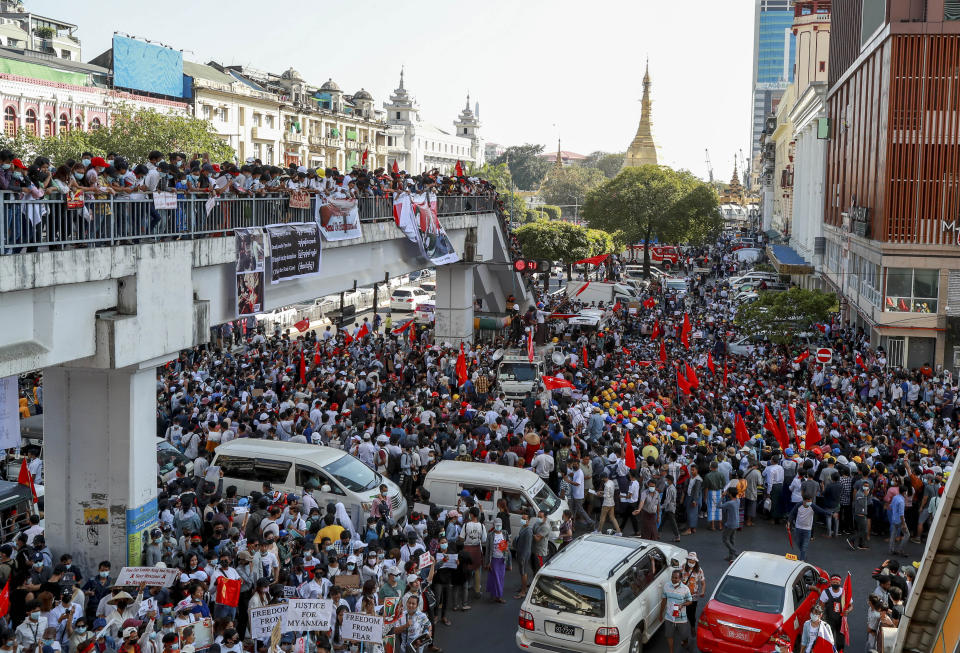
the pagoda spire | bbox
[621,58,658,170]
[554,138,563,169]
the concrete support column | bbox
[434,263,475,346]
[43,364,159,572]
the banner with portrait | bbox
[393,191,459,266]
[235,227,265,317]
[265,222,322,284]
[315,197,363,241]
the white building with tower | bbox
[384,69,483,174]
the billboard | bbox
[112,35,184,98]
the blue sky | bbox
[31,0,755,179]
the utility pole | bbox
[705,148,714,184]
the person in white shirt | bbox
[531,450,554,481]
[596,472,622,534]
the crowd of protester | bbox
[3,228,954,653]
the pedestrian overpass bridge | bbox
[0,197,529,571]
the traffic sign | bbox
[816,348,833,363]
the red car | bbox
[697,552,829,652]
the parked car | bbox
[418,281,436,295]
[697,552,829,652]
[517,534,687,653]
[390,285,432,311]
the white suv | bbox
[390,285,431,311]
[516,534,688,653]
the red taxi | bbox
[697,552,829,652]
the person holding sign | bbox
[391,595,433,653]
[483,519,510,604]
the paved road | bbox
[436,520,917,652]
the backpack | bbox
[387,452,402,476]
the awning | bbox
[767,244,814,275]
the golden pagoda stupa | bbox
[621,60,658,169]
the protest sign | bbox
[316,197,362,241]
[266,223,322,284]
[342,613,383,644]
[249,605,288,640]
[282,599,333,631]
[335,574,360,589]
[178,618,214,650]
[418,552,433,570]
[115,566,180,588]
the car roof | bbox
[394,285,426,292]
[726,552,805,585]
[428,460,541,491]
[540,535,687,583]
[214,439,346,463]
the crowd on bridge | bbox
[0,148,501,253]
[3,230,955,653]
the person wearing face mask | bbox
[633,479,661,540]
[848,481,872,551]
[209,553,241,621]
[799,604,835,653]
[214,627,241,653]
[819,574,851,651]
[660,569,693,653]
[787,492,835,561]
[15,601,46,650]
[104,583,146,638]
[483,518,510,603]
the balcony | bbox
[325,137,343,148]
[283,131,305,145]
[250,126,281,141]
[308,135,324,146]
[345,140,359,150]
[376,145,388,154]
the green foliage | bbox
[514,220,592,263]
[539,166,606,213]
[753,263,776,273]
[492,144,551,191]
[586,229,614,256]
[734,287,836,345]
[0,105,234,165]
[582,164,721,273]
[34,27,55,39]
[539,205,562,220]
[582,151,625,178]
[498,190,528,224]
[466,162,512,192]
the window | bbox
[3,107,15,136]
[201,105,212,120]
[59,113,68,131]
[819,61,826,72]
[74,116,81,131]
[463,127,468,134]
[461,485,496,504]
[24,109,36,135]
[296,465,344,495]
[89,117,101,130]
[885,268,939,313]
[501,490,533,515]
[217,107,228,122]
[216,455,291,484]
[253,143,261,160]
[253,112,262,127]
[43,113,53,136]
[947,0,960,20]
[323,454,378,492]
[396,111,401,119]
[531,577,605,618]
[266,144,274,165]
[714,576,785,614]
[238,107,244,127]
[266,115,274,128]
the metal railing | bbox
[0,193,495,252]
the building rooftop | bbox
[536,150,587,161]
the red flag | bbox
[0,581,8,618]
[456,343,468,386]
[787,525,794,549]
[410,322,416,344]
[677,368,691,395]
[612,301,622,312]
[722,359,728,386]
[650,319,661,339]
[527,330,534,362]
[794,350,810,364]
[659,339,667,363]
[543,376,575,391]
[856,351,866,370]
[707,351,715,374]
[298,352,306,384]
[811,636,836,653]
[455,160,464,177]
[734,413,750,446]
[788,404,799,439]
[355,322,369,340]
[392,318,415,334]
[392,159,399,174]
[216,577,242,608]
[294,318,310,332]
[777,411,790,449]
[621,347,630,355]
[643,296,656,309]
[313,341,321,365]
[343,332,353,345]
[805,401,822,447]
[582,346,588,368]
[685,362,699,389]
[574,281,591,296]
[624,431,637,470]
[765,405,788,450]
[574,253,610,266]
[361,148,369,166]
[840,572,852,645]
[17,459,36,503]
[680,313,691,349]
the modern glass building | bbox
[749,0,795,181]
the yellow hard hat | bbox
[609,408,616,415]
[452,394,459,400]
[680,424,687,431]
[897,449,907,455]
[552,337,558,343]
[603,401,610,408]
[647,423,655,432]
[677,435,686,442]
[315,168,325,177]
[593,396,599,402]
[631,417,638,423]
[658,415,666,422]
[724,427,732,434]
[920,448,929,455]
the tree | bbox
[498,189,528,224]
[514,220,591,267]
[492,144,551,191]
[582,151,625,178]
[538,205,562,220]
[735,287,836,345]
[582,164,721,277]
[539,166,606,215]
[466,161,512,192]
[0,105,234,164]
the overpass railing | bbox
[0,194,495,253]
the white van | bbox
[422,461,567,549]
[212,440,407,524]
[517,534,688,653]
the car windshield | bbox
[157,442,188,475]
[531,576,605,617]
[323,453,379,492]
[532,482,560,515]
[714,576,785,614]
[498,362,538,382]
